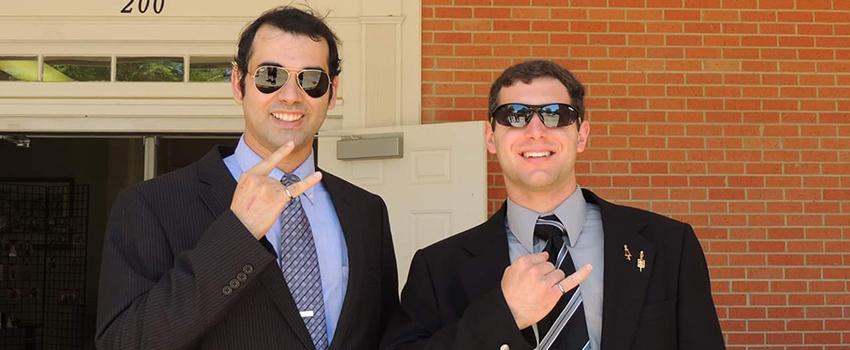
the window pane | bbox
[116,57,184,82]
[0,56,38,81]
[44,57,111,82]
[189,57,232,82]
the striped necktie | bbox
[534,215,590,350]
[280,173,329,350]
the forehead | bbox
[497,77,572,105]
[248,25,330,70]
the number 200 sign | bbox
[121,0,165,14]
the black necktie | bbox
[534,215,590,350]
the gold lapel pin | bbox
[623,244,632,261]
[637,251,646,272]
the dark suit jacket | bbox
[381,189,724,350]
[96,146,399,349]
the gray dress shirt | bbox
[506,186,604,350]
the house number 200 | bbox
[121,0,165,14]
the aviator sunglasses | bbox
[253,65,331,98]
[491,103,581,128]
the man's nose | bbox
[524,112,548,137]
[275,75,301,103]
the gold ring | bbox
[283,186,294,200]
[557,282,567,294]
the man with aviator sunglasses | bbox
[97,6,399,350]
[382,60,723,350]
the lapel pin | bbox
[637,251,646,272]
[623,244,632,261]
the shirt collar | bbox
[234,135,317,203]
[506,186,587,252]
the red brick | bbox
[786,268,822,279]
[789,241,824,253]
[747,189,785,202]
[550,8,587,18]
[584,8,624,20]
[454,19,493,31]
[824,319,850,331]
[493,20,530,31]
[714,295,748,308]
[799,24,834,35]
[748,319,786,332]
[747,267,783,279]
[766,332,805,344]
[434,7,472,18]
[530,0,569,5]
[726,332,767,345]
[423,19,453,31]
[814,11,850,22]
[768,306,805,318]
[473,8,511,18]
[434,33,472,44]
[604,22,644,35]
[493,0,531,4]
[623,8,663,20]
[806,306,843,318]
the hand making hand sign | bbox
[229,141,323,239]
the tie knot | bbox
[534,215,566,241]
[281,173,301,186]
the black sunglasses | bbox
[491,103,580,128]
[253,66,330,98]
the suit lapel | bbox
[197,146,237,218]
[459,204,513,303]
[583,189,656,350]
[197,146,315,350]
[320,172,365,350]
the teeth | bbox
[272,112,303,122]
[523,151,551,158]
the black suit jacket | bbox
[381,189,724,350]
[96,146,399,349]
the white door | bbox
[318,121,488,286]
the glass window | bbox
[189,57,232,82]
[43,57,111,82]
[0,56,39,81]
[116,57,184,82]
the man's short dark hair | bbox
[488,60,586,129]
[234,6,342,95]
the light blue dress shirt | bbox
[223,136,349,341]
[505,186,604,350]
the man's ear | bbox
[328,75,339,109]
[327,75,340,109]
[576,120,590,153]
[485,122,497,155]
[231,65,244,104]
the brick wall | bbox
[422,0,850,348]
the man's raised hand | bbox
[501,252,592,330]
[230,141,323,239]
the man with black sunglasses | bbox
[96,6,399,350]
[382,60,723,350]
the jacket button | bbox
[229,279,240,289]
[236,272,248,282]
[499,344,510,350]
[222,286,233,295]
[242,264,254,274]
